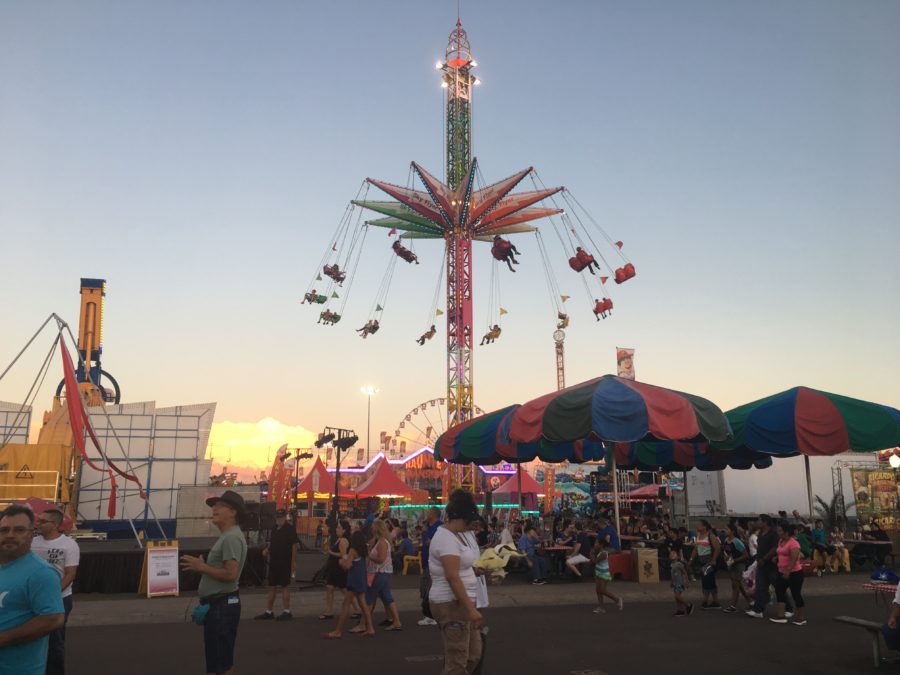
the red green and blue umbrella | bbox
[506,375,732,446]
[434,404,605,465]
[610,440,773,472]
[714,387,900,457]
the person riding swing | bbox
[480,324,501,345]
[357,319,380,338]
[490,235,520,272]
[417,325,437,345]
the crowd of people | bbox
[2,493,896,675]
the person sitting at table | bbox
[518,525,547,586]
[828,526,850,572]
[596,518,621,552]
[565,523,592,578]
[393,529,416,571]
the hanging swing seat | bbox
[568,248,597,273]
[304,291,328,305]
[357,319,380,339]
[319,309,341,325]
[614,263,636,284]
[491,238,514,261]
[323,264,346,284]
[593,298,613,319]
[480,325,502,345]
[556,312,570,329]
[416,325,437,345]
[392,240,419,264]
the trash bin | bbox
[632,548,659,584]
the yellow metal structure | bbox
[0,279,111,512]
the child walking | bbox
[590,538,623,614]
[670,549,694,617]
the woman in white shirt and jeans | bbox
[429,489,484,675]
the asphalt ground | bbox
[68,592,887,675]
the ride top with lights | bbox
[303,19,637,467]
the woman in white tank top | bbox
[356,519,402,632]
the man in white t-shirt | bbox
[31,509,79,675]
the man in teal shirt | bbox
[181,491,247,675]
[0,505,65,675]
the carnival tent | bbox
[492,470,544,498]
[354,458,413,499]
[295,457,335,498]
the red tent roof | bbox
[296,457,336,497]
[492,470,544,496]
[627,483,668,499]
[354,458,413,498]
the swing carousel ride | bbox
[302,19,637,488]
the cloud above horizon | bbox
[207,417,318,480]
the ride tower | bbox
[441,21,476,433]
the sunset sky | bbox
[2,2,898,484]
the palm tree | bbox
[813,494,854,531]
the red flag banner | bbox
[59,336,118,518]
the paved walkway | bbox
[69,566,872,627]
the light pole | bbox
[360,386,379,464]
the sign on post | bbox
[138,540,180,598]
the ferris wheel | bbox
[388,398,485,458]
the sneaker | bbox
[378,619,393,627]
[745,610,764,619]
[784,611,794,619]
[708,602,722,610]
[254,611,274,620]
[533,579,547,586]
[275,611,292,621]
[723,605,737,613]
[769,617,788,624]
[417,617,438,627]
[673,610,687,617]
[791,619,807,626]
[687,603,695,616]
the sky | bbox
[2,2,898,490]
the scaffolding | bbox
[77,401,215,529]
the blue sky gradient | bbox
[2,1,898,466]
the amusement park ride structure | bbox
[304,19,636,491]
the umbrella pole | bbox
[612,456,621,539]
[682,471,689,527]
[517,465,523,513]
[804,455,814,519]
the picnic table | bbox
[846,539,893,568]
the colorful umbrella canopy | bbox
[434,405,605,465]
[609,440,773,472]
[506,375,732,446]
[714,387,900,457]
